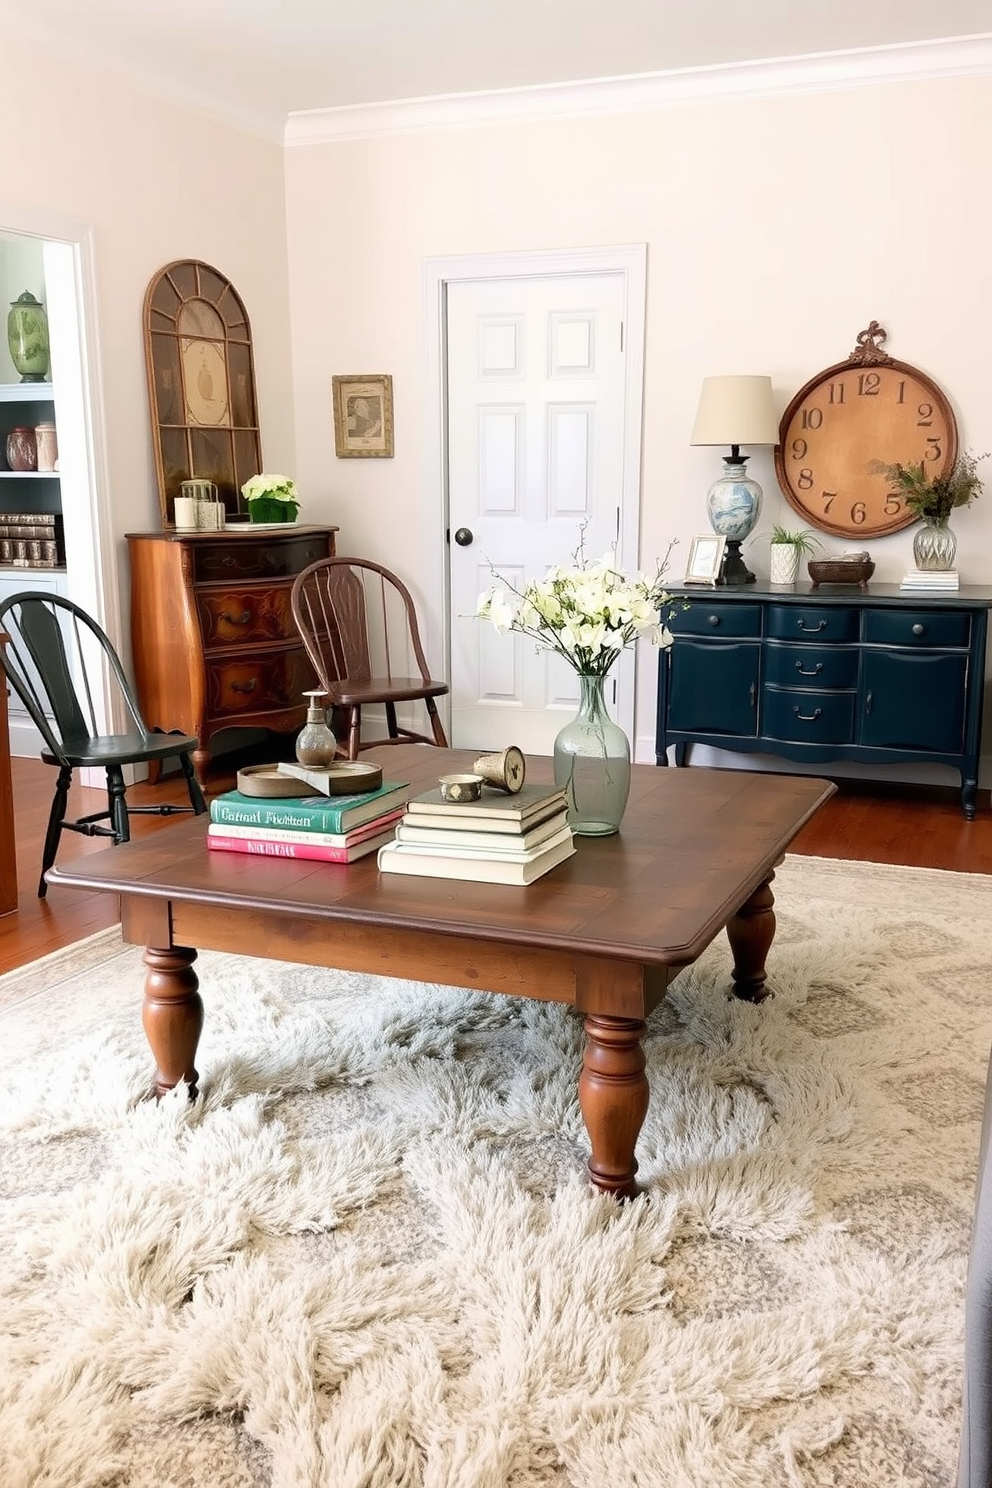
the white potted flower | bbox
[767,523,820,586]
[240,473,301,524]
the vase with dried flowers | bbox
[870,450,988,572]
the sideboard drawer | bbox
[675,603,762,638]
[766,605,859,643]
[193,533,331,583]
[763,688,856,744]
[196,586,296,646]
[864,609,971,649]
[206,650,318,718]
[764,644,859,690]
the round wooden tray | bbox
[236,762,384,798]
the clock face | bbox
[775,333,958,540]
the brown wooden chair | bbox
[290,557,449,760]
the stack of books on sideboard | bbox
[207,779,411,862]
[377,782,575,885]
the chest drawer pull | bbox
[231,678,258,694]
[793,705,822,722]
[797,619,827,634]
[795,661,823,676]
[222,609,251,626]
[912,623,925,636]
[708,615,720,627]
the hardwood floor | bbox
[2,754,991,976]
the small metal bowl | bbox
[438,773,484,803]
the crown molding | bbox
[284,34,992,146]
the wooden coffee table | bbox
[47,746,835,1198]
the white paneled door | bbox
[446,271,634,754]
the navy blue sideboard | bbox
[655,582,992,817]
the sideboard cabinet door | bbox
[861,650,967,754]
[668,639,759,739]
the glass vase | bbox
[913,521,957,572]
[553,672,630,836]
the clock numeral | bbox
[821,492,837,514]
[857,373,881,397]
[797,467,814,491]
[851,502,866,525]
[828,382,846,404]
[884,495,902,516]
[801,408,823,431]
[916,402,934,428]
[790,437,807,460]
[896,380,906,403]
[924,436,942,462]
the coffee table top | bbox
[47,747,834,968]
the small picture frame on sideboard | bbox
[683,534,726,586]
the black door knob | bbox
[454,527,474,547]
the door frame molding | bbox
[422,243,648,742]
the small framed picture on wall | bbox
[332,373,394,458]
[683,534,726,586]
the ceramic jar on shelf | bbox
[5,426,37,472]
[34,421,58,472]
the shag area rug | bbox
[1,854,991,1488]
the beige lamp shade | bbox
[690,375,779,447]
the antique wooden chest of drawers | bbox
[127,525,337,785]
[656,583,992,817]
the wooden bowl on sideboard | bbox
[807,557,875,591]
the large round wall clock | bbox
[774,322,958,539]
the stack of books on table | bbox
[377,782,575,885]
[206,780,410,862]
[899,570,960,592]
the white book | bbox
[900,570,959,584]
[390,823,573,862]
[377,830,576,886]
[900,575,959,590]
[395,809,569,854]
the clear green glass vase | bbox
[553,672,631,836]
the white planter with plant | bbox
[767,524,820,586]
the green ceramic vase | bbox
[7,292,50,382]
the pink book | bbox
[206,825,396,863]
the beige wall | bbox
[0,50,295,574]
[285,72,992,767]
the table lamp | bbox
[690,374,779,584]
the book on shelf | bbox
[395,808,569,854]
[404,781,567,830]
[209,781,411,835]
[207,825,397,863]
[377,827,576,886]
[205,809,406,850]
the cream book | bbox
[377,829,576,886]
[404,781,567,830]
[395,809,569,854]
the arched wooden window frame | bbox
[143,259,262,527]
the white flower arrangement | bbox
[477,534,679,678]
[240,473,301,515]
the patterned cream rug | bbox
[1,853,990,1488]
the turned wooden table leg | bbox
[141,946,203,1098]
[726,871,776,1003]
[579,1013,649,1200]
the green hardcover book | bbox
[209,781,411,834]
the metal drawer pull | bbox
[230,679,258,694]
[795,661,823,676]
[797,619,827,633]
[793,706,822,721]
[912,623,925,636]
[222,610,251,626]
[749,683,756,707]
[708,615,720,627]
